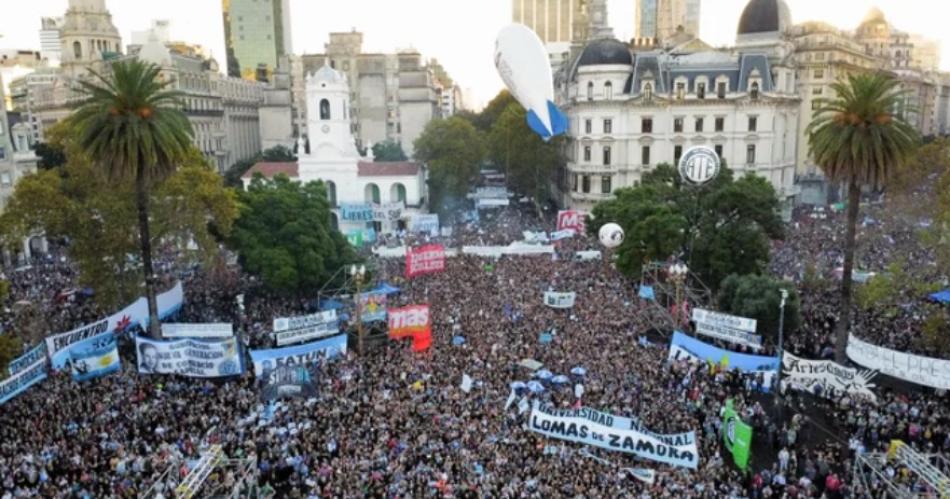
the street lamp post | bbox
[776,288,788,406]
[350,264,367,356]
[669,263,689,327]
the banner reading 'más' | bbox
[782,352,877,401]
[556,210,585,232]
[527,401,699,469]
[543,291,576,308]
[388,305,430,340]
[406,244,446,278]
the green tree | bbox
[33,142,66,170]
[67,60,194,337]
[487,102,562,212]
[807,72,920,362]
[230,175,356,294]
[372,139,408,162]
[413,116,486,213]
[0,334,20,381]
[471,90,516,132]
[718,273,802,347]
[589,163,783,289]
[261,145,296,162]
[223,145,298,188]
[0,134,236,310]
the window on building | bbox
[587,82,594,100]
[365,183,381,204]
[812,87,823,95]
[320,99,331,120]
[812,100,821,110]
[674,117,684,133]
[695,117,704,132]
[73,41,82,59]
[674,145,683,165]
[582,175,591,193]
[603,146,611,166]
[603,119,612,134]
[0,147,5,160]
[572,174,578,192]
[714,144,723,158]
[326,181,337,207]
[748,116,757,132]
[697,82,706,99]
[750,82,760,100]
[676,82,685,100]
[601,175,612,194]
[715,117,725,132]
[641,146,650,166]
[605,81,613,100]
[642,118,653,133]
[0,172,10,186]
[583,146,591,162]
[746,144,756,165]
[813,69,824,79]
[644,82,653,100]
[717,81,727,99]
[585,119,592,134]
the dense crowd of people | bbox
[0,200,947,498]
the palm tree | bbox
[807,72,919,362]
[70,60,194,338]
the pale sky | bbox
[1,0,949,109]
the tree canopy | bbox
[229,175,357,295]
[487,102,562,207]
[718,273,801,346]
[224,145,298,187]
[372,139,408,162]
[413,116,486,213]
[588,163,783,290]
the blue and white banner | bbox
[249,334,347,377]
[46,282,184,369]
[668,331,779,391]
[135,335,244,378]
[339,203,374,221]
[0,358,47,406]
[8,343,47,375]
[69,335,120,382]
[161,323,233,339]
[273,310,339,346]
[543,291,576,308]
[550,229,576,241]
[528,401,699,469]
[410,214,440,234]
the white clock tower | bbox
[302,64,360,162]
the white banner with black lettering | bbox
[694,322,763,350]
[527,401,698,469]
[135,336,244,378]
[543,291,576,308]
[847,334,950,390]
[161,323,233,339]
[692,308,757,333]
[782,352,877,401]
[273,310,338,346]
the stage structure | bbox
[638,261,712,334]
[851,440,949,498]
[141,444,259,499]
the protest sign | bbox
[693,321,762,350]
[406,244,446,278]
[339,203,374,221]
[0,358,47,406]
[722,399,752,470]
[249,334,347,377]
[691,308,757,333]
[410,214,440,234]
[846,334,950,390]
[388,305,430,340]
[668,331,779,392]
[69,334,119,382]
[556,210,585,232]
[782,352,877,401]
[261,365,317,401]
[8,343,46,376]
[162,323,233,339]
[273,310,338,346]
[358,292,387,323]
[543,291,576,309]
[136,336,244,378]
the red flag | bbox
[411,327,432,352]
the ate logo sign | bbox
[557,210,585,232]
[388,305,430,332]
[678,146,721,185]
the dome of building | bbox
[576,39,633,67]
[861,7,886,25]
[310,63,345,85]
[737,0,792,35]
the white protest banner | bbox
[528,401,698,469]
[460,374,473,393]
[574,250,602,262]
[476,198,509,208]
[162,323,234,339]
[550,229,576,241]
[847,334,950,390]
[694,321,763,350]
[373,202,404,222]
[274,310,339,346]
[692,308,757,333]
[543,291,576,309]
[0,358,47,405]
[782,352,877,401]
[410,214,440,234]
[249,334,347,377]
[135,336,244,378]
[522,231,549,243]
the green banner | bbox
[722,399,752,471]
[346,230,364,248]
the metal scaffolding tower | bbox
[139,444,260,499]
[852,440,950,498]
[638,261,712,333]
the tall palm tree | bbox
[70,60,194,338]
[807,72,919,362]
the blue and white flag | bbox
[668,331,778,391]
[0,351,48,405]
[638,285,655,301]
[69,336,120,382]
[8,343,47,375]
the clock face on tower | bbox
[321,124,330,134]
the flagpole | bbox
[775,289,788,409]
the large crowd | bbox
[0,200,947,498]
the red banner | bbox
[411,327,432,352]
[406,244,446,278]
[388,304,430,340]
[557,210,585,232]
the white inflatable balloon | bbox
[598,223,624,248]
[494,24,568,140]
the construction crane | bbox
[853,440,950,498]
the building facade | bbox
[40,17,65,65]
[58,0,122,77]
[0,74,39,210]
[222,0,292,81]
[242,64,427,237]
[638,0,701,41]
